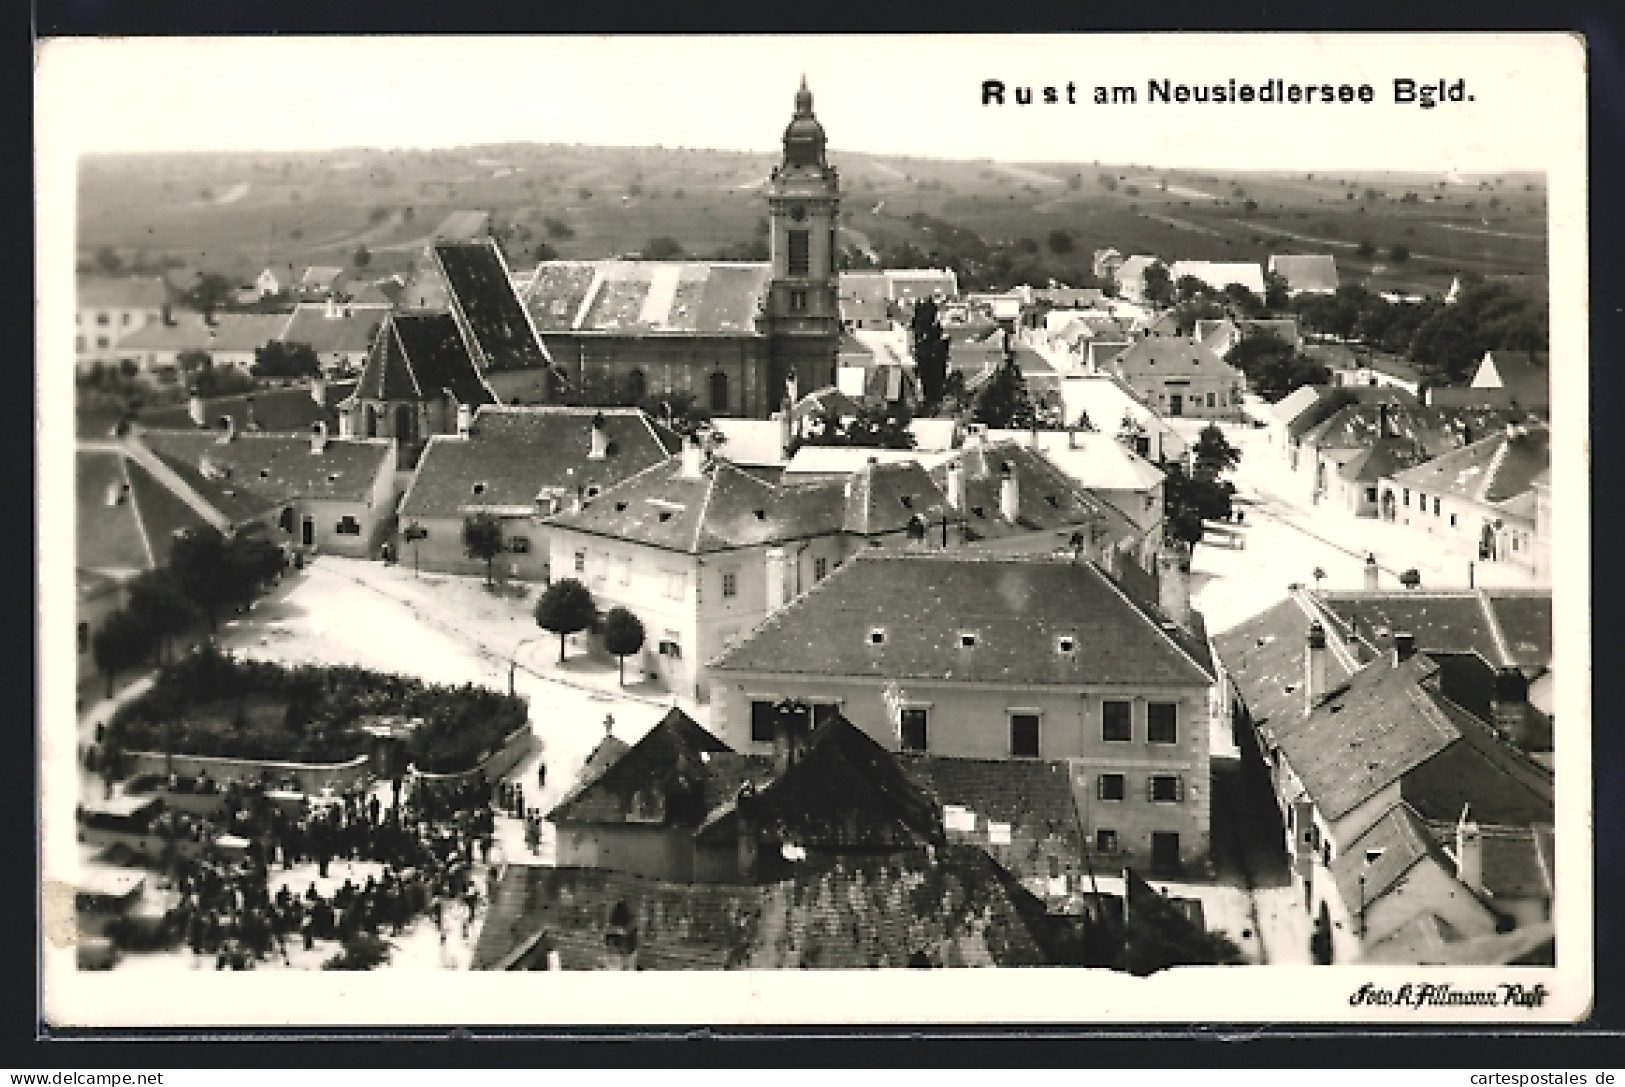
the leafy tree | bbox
[184,274,235,320]
[1175,275,1210,303]
[1399,568,1423,590]
[909,298,951,406]
[1141,262,1174,306]
[190,361,255,399]
[1226,334,1331,401]
[637,391,711,439]
[1223,283,1267,320]
[971,356,1037,429]
[92,609,153,697]
[535,578,597,663]
[1191,424,1242,481]
[1161,463,1233,554]
[168,527,280,630]
[600,607,646,686]
[252,341,321,380]
[178,349,212,376]
[644,236,684,260]
[800,402,917,451]
[461,513,505,588]
[125,570,197,664]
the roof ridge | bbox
[1080,558,1216,682]
[117,454,158,572]
[1478,589,1515,668]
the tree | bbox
[252,341,321,380]
[1399,568,1423,590]
[801,402,917,451]
[535,578,597,663]
[1191,424,1242,481]
[1142,262,1174,306]
[177,349,212,376]
[1175,275,1210,303]
[168,527,280,630]
[185,274,235,320]
[91,609,153,697]
[644,236,684,260]
[600,607,646,686]
[1161,463,1233,554]
[909,298,951,406]
[637,391,711,439]
[462,513,505,588]
[125,570,197,664]
[971,356,1037,429]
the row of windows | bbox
[77,336,112,352]
[1401,488,1443,517]
[1095,772,1186,803]
[747,702,1180,755]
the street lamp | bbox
[509,636,543,696]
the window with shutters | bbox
[1010,713,1040,758]
[790,289,807,312]
[1102,700,1132,742]
[750,700,777,743]
[814,556,828,581]
[788,230,810,276]
[1149,774,1184,803]
[1147,702,1178,744]
[1096,829,1119,854]
[1098,773,1126,802]
[899,707,928,753]
[721,571,738,598]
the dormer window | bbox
[472,482,487,496]
[970,506,985,518]
[1056,635,1076,654]
[1044,494,1059,508]
[657,511,673,522]
[586,485,601,498]
[958,631,978,649]
[868,628,886,646]
[899,494,914,509]
[615,500,629,512]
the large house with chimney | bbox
[1214,588,1554,963]
[543,433,1146,702]
[707,550,1220,874]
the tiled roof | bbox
[1475,351,1550,410]
[353,311,495,406]
[791,386,862,424]
[1388,426,1549,509]
[984,431,1165,493]
[1169,261,1266,296]
[473,845,1067,970]
[930,441,1141,545]
[77,452,152,573]
[1330,802,1450,916]
[1269,255,1339,293]
[78,276,170,311]
[1214,596,1349,733]
[139,388,338,435]
[433,242,551,372]
[1476,823,1555,900]
[139,431,393,509]
[1365,920,1555,966]
[1317,589,1552,671]
[547,706,745,826]
[1270,385,1330,427]
[904,757,1083,891]
[299,266,344,291]
[398,407,679,520]
[1302,403,1514,457]
[279,304,389,355]
[548,455,786,554]
[122,454,211,565]
[1335,435,1433,483]
[574,734,632,793]
[1109,337,1239,380]
[709,551,1215,688]
[523,260,771,336]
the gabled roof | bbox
[352,311,495,406]
[1115,255,1161,282]
[1335,435,1433,483]
[1477,823,1556,899]
[522,260,771,336]
[1213,594,1360,741]
[1388,426,1549,509]
[782,446,949,478]
[547,455,788,554]
[279,303,389,355]
[1057,374,1189,458]
[139,388,339,435]
[1109,337,1239,381]
[546,707,756,826]
[1270,385,1331,428]
[118,313,217,352]
[1330,802,1455,916]
[398,407,679,521]
[984,430,1165,493]
[432,242,552,373]
[1269,254,1339,293]
[139,431,394,509]
[932,441,1141,545]
[1301,403,1514,457]
[77,452,155,574]
[298,266,344,291]
[834,459,952,536]
[121,455,212,566]
[710,551,1215,687]
[1472,351,1550,410]
[1316,588,1552,672]
[78,275,169,311]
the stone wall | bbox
[124,750,372,794]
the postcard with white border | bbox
[36,31,1590,1027]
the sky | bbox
[37,33,1581,172]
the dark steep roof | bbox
[433,242,551,372]
[1389,426,1549,509]
[1316,589,1552,671]
[710,552,1215,687]
[905,757,1084,892]
[139,431,394,510]
[522,260,771,336]
[353,311,495,406]
[139,388,338,435]
[77,452,153,572]
[398,407,680,520]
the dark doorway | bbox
[709,370,730,413]
[301,516,315,548]
[394,404,415,444]
[1169,394,1183,417]
[364,405,378,438]
[1151,832,1181,873]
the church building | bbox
[517,79,842,419]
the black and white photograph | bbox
[35,32,1589,1026]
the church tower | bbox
[766,77,841,401]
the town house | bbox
[706,551,1220,873]
[1103,336,1246,421]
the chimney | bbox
[1454,815,1484,893]
[457,404,473,439]
[310,420,329,454]
[244,396,259,432]
[216,414,236,444]
[1491,667,1532,746]
[1363,552,1380,591]
[189,393,207,428]
[311,374,327,407]
[944,458,965,512]
[1158,540,1192,630]
[679,433,705,478]
[998,461,1020,523]
[1306,621,1328,716]
[1393,630,1416,665]
[764,547,789,612]
[588,412,609,460]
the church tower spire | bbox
[766,79,841,401]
